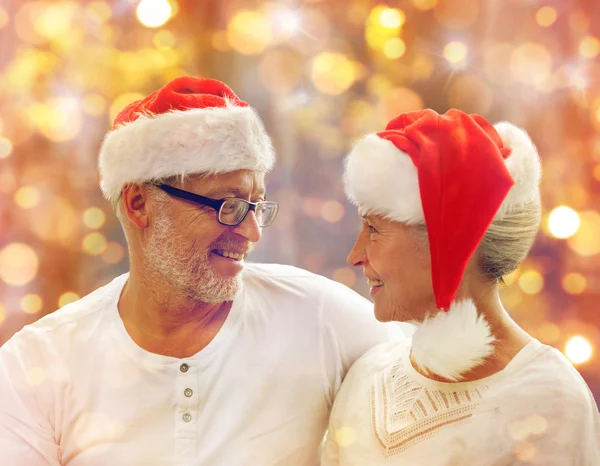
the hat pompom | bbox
[411,299,495,382]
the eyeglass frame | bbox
[155,183,279,227]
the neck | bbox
[411,286,533,383]
[118,261,233,358]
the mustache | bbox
[209,239,254,255]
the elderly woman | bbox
[322,109,600,465]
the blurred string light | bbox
[227,10,272,55]
[579,36,600,59]
[136,0,173,28]
[21,294,43,314]
[311,52,357,95]
[0,243,39,286]
[58,292,80,308]
[548,206,580,239]
[518,270,544,295]
[444,41,468,66]
[0,6,8,29]
[268,6,302,38]
[567,211,600,256]
[536,6,557,27]
[562,273,587,295]
[14,186,41,209]
[83,208,106,230]
[365,6,405,52]
[0,137,13,158]
[565,336,593,364]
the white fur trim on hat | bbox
[411,299,495,382]
[98,104,275,201]
[343,123,541,223]
[344,134,424,224]
[493,122,541,220]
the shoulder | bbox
[0,273,128,361]
[497,341,599,418]
[347,339,410,379]
[242,263,370,304]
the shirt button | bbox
[180,363,189,373]
[182,413,192,422]
[184,388,193,397]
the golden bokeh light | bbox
[378,8,405,29]
[227,10,272,55]
[311,52,356,95]
[567,210,600,256]
[537,322,560,344]
[0,7,8,30]
[153,30,176,49]
[365,6,402,51]
[547,206,580,239]
[83,207,106,229]
[21,293,43,314]
[82,232,108,256]
[86,2,112,23]
[562,273,587,295]
[383,38,406,59]
[565,335,593,364]
[510,43,552,85]
[518,270,544,295]
[0,136,14,159]
[136,0,173,29]
[321,200,345,223]
[29,196,79,245]
[536,7,557,27]
[58,292,80,308]
[14,186,41,209]
[0,243,39,286]
[444,41,468,65]
[579,36,600,59]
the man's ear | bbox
[121,184,151,229]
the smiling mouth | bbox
[212,250,245,261]
[367,279,384,287]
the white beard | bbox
[144,212,242,303]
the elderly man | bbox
[0,77,399,465]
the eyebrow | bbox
[206,187,266,199]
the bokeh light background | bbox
[0,0,599,399]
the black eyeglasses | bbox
[156,184,279,227]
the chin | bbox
[373,304,394,322]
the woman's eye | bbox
[368,225,378,234]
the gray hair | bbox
[478,201,541,283]
[111,174,186,226]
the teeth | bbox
[367,279,384,287]
[217,250,244,261]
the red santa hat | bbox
[344,109,541,381]
[98,76,275,201]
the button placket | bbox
[175,362,198,458]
